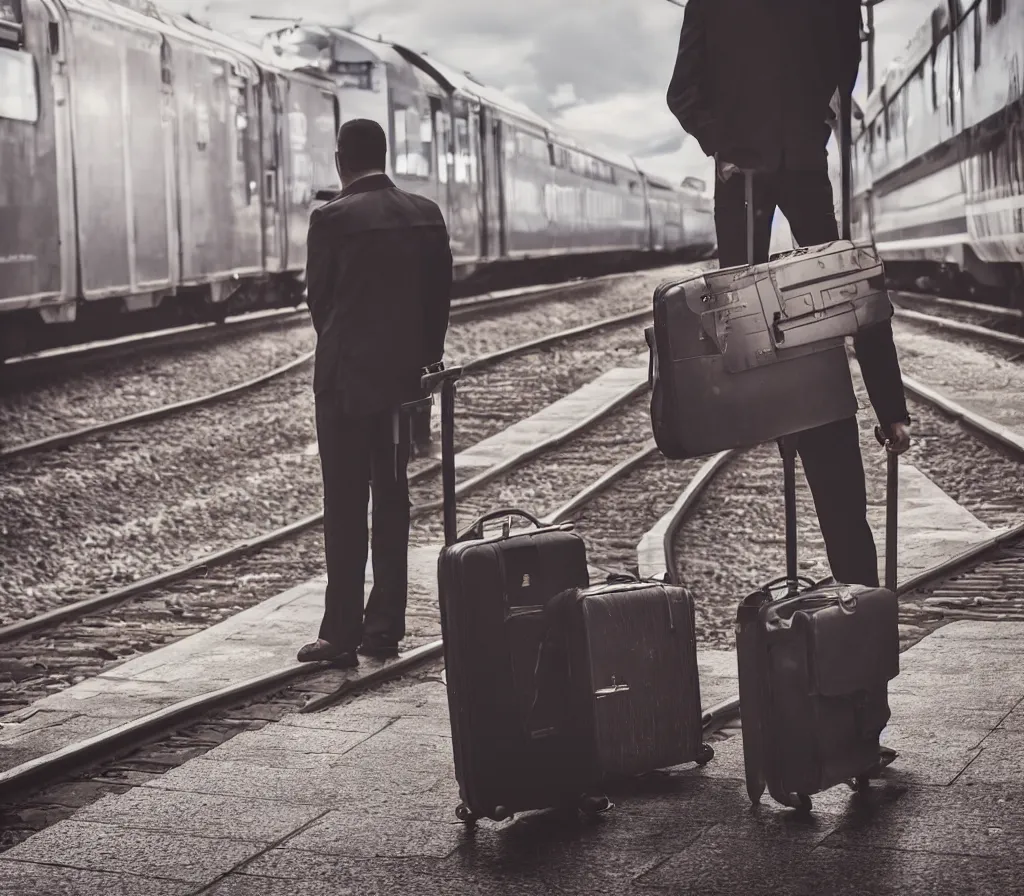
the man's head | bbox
[335,118,387,188]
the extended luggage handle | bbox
[419,362,464,547]
[874,425,900,593]
[457,508,546,543]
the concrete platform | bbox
[0,364,649,778]
[636,458,995,586]
[3,621,1023,895]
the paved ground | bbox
[0,621,1021,895]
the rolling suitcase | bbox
[645,91,894,459]
[735,426,901,812]
[533,575,714,781]
[418,364,609,826]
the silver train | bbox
[0,1,716,359]
[849,0,1024,302]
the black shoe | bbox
[297,639,358,667]
[358,638,400,659]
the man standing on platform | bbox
[298,119,453,666]
[665,0,912,588]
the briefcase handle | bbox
[458,507,545,543]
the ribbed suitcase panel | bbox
[578,585,704,777]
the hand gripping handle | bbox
[874,425,899,592]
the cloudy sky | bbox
[161,0,938,185]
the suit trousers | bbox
[714,166,880,587]
[315,391,411,651]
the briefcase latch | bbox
[594,676,630,699]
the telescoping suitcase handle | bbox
[779,421,898,597]
[419,362,464,547]
[458,508,545,543]
[874,424,900,593]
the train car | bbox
[852,0,1024,303]
[0,0,336,359]
[262,23,712,283]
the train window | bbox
[232,82,248,163]
[0,46,37,122]
[453,114,470,182]
[393,105,430,178]
[434,110,450,184]
[930,50,938,110]
[987,0,1004,25]
[0,0,23,49]
[973,5,982,70]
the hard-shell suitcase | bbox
[645,91,894,459]
[417,364,609,826]
[735,425,901,812]
[534,576,714,780]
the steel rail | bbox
[0,282,652,464]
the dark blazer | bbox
[667,0,863,171]
[306,174,453,413]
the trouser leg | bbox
[315,393,371,652]
[363,409,412,643]
[774,167,840,245]
[796,416,879,587]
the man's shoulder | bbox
[393,188,446,225]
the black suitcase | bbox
[735,427,901,812]
[534,576,714,782]
[418,364,609,826]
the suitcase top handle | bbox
[458,508,545,543]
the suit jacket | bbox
[306,174,453,414]
[666,0,863,171]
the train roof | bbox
[389,45,553,132]
[61,1,335,88]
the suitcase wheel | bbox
[787,793,813,813]
[696,743,715,766]
[455,803,478,827]
[578,793,613,817]
[847,774,871,793]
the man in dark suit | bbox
[298,119,453,666]
[666,0,912,589]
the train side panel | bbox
[171,40,262,288]
[0,0,67,312]
[505,125,553,256]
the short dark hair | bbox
[336,119,387,174]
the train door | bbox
[446,98,479,264]
[0,0,70,311]
[467,104,484,259]
[159,37,180,287]
[480,113,506,258]
[261,72,285,272]
[431,96,451,227]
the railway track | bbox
[890,290,1024,347]
[0,270,660,463]
[0,270,660,385]
[0,310,658,646]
